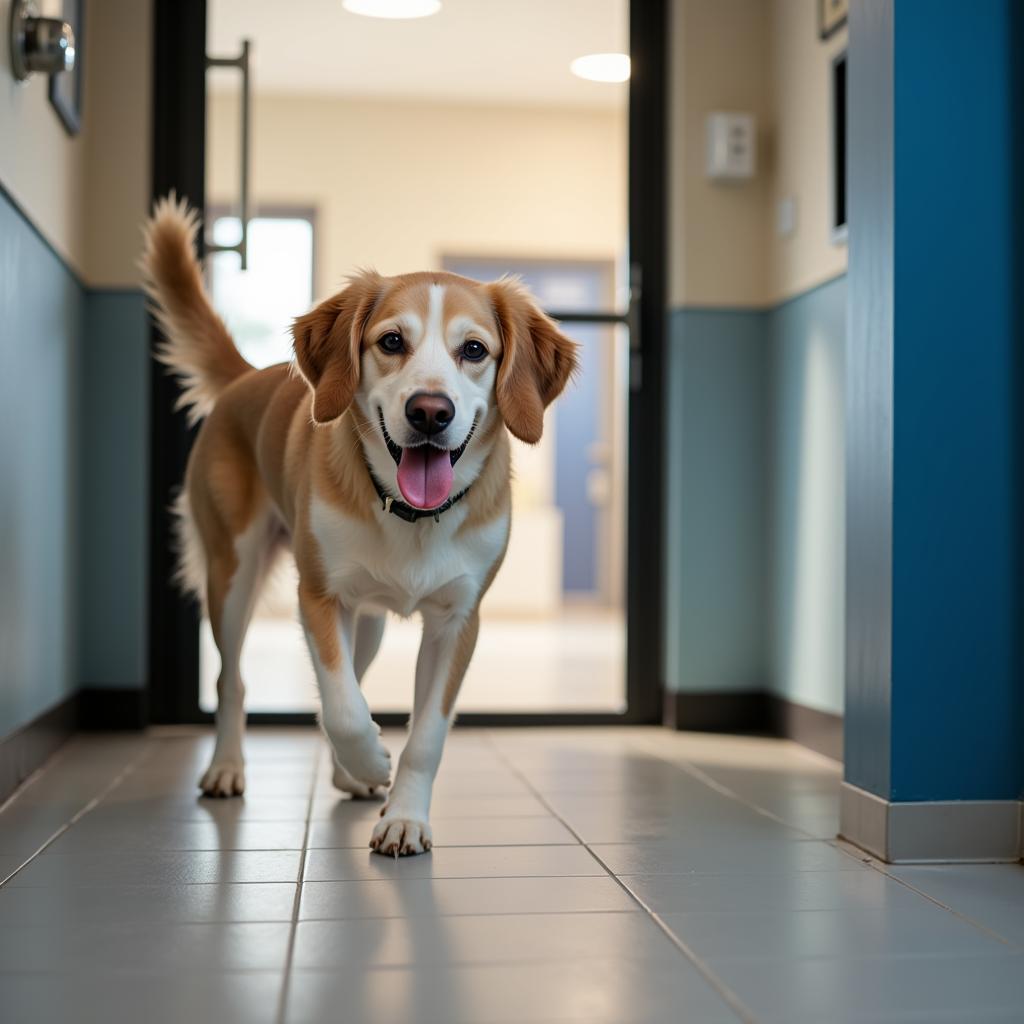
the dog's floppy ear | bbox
[292,271,384,424]
[488,277,580,445]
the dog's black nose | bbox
[405,392,455,436]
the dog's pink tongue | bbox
[396,446,454,509]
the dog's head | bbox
[292,270,579,510]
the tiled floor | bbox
[1,727,1023,1023]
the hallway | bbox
[2,727,1022,1022]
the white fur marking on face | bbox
[358,280,497,500]
[396,313,423,341]
[426,284,446,346]
[447,315,495,349]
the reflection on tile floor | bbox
[1,727,1023,1023]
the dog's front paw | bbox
[332,759,385,799]
[370,815,432,857]
[332,722,392,790]
[199,762,246,797]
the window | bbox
[208,211,315,368]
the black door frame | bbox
[148,0,668,727]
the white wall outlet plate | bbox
[706,112,756,181]
[776,195,797,237]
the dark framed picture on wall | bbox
[830,51,848,243]
[48,0,84,135]
[818,0,847,40]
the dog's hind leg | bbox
[199,508,276,797]
[353,612,386,682]
[329,611,388,798]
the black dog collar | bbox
[364,463,469,524]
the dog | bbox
[141,196,579,855]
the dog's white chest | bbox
[309,497,505,617]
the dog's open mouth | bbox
[378,409,478,510]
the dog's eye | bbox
[461,339,487,362]
[378,331,404,354]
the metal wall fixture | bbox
[205,40,252,270]
[9,0,75,81]
[546,262,641,391]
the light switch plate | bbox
[706,112,756,180]
[777,196,797,237]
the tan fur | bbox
[457,420,511,535]
[441,611,481,717]
[142,198,579,821]
[298,582,342,673]
[440,528,509,716]
[489,277,580,444]
[292,272,385,424]
[141,195,253,424]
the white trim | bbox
[840,782,1023,863]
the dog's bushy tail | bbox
[140,193,252,424]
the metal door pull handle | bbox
[9,0,75,81]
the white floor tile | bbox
[4,724,1019,1024]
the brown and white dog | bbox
[141,197,578,855]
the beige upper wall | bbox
[208,93,627,297]
[669,0,847,308]
[81,0,152,287]
[669,0,772,308]
[0,0,86,273]
[768,0,847,300]
[0,0,150,286]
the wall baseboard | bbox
[78,687,148,730]
[663,690,768,733]
[763,695,843,761]
[663,690,843,761]
[0,694,79,806]
[0,687,149,805]
[840,782,1023,863]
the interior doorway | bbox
[149,0,667,725]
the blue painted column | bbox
[844,0,1022,855]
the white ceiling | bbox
[208,0,628,109]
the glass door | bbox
[148,0,667,725]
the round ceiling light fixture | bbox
[570,52,631,84]
[342,0,442,18]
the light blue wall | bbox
[663,277,847,717]
[0,188,83,736]
[78,291,150,689]
[663,308,770,695]
[0,188,150,740]
[768,277,846,715]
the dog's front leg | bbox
[298,584,392,792]
[370,609,479,856]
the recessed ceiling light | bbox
[570,53,631,84]
[342,0,441,18]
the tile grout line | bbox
[647,754,829,840]
[0,739,159,888]
[275,746,323,1024]
[0,738,82,815]
[631,743,1022,951]
[852,856,1020,950]
[482,731,761,1024]
[618,738,1024,951]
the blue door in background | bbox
[443,257,619,600]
